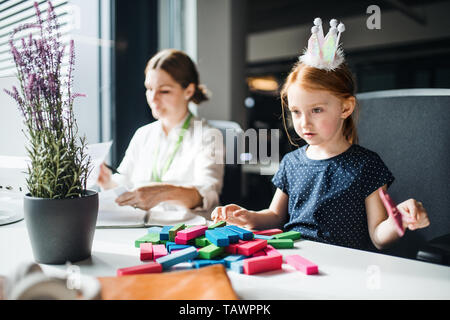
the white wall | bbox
[248,1,450,63]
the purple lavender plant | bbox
[4,1,91,199]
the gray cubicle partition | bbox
[357,89,450,259]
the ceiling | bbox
[247,0,448,34]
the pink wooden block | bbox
[243,255,282,275]
[152,244,168,260]
[263,245,282,257]
[176,225,208,241]
[252,250,266,257]
[117,262,162,276]
[237,239,267,256]
[225,240,246,254]
[285,254,318,275]
[140,242,153,261]
[174,235,190,245]
[254,228,283,236]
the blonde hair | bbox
[145,49,209,104]
[280,62,359,145]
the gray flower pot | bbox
[23,190,99,264]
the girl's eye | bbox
[290,110,300,115]
[312,107,322,113]
[160,90,170,94]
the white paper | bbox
[85,141,113,188]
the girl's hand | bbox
[97,163,113,189]
[211,204,256,228]
[397,199,430,231]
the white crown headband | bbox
[299,18,346,71]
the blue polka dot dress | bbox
[272,144,395,251]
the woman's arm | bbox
[366,185,430,250]
[211,188,289,230]
[115,183,202,210]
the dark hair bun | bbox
[191,84,210,104]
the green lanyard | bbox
[151,112,193,182]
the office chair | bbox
[357,89,450,265]
[207,120,244,205]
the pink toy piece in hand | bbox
[378,188,405,237]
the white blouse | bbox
[112,113,225,218]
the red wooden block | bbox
[153,244,168,260]
[117,262,162,276]
[237,239,267,256]
[176,225,208,241]
[263,245,282,257]
[174,235,190,245]
[243,255,282,275]
[254,228,283,236]
[225,240,246,254]
[285,254,318,275]
[252,250,266,257]
[140,242,153,261]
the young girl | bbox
[212,18,429,251]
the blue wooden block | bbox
[156,246,198,270]
[165,241,176,251]
[215,227,240,243]
[205,229,229,247]
[160,225,173,241]
[168,244,193,253]
[192,259,226,269]
[254,234,274,240]
[229,260,245,273]
[223,254,246,268]
[147,226,162,234]
[226,225,254,240]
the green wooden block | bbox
[135,233,161,248]
[169,223,185,241]
[208,221,226,229]
[195,236,211,247]
[272,230,301,241]
[198,244,224,259]
[267,238,294,249]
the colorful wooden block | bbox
[263,245,282,257]
[192,259,226,269]
[229,260,245,273]
[272,230,301,241]
[253,228,283,236]
[205,229,229,247]
[169,223,185,242]
[285,254,318,275]
[237,239,267,256]
[225,240,246,254]
[208,220,226,229]
[194,236,211,247]
[252,250,266,257]
[155,246,198,270]
[117,262,162,276]
[243,255,283,275]
[159,225,173,241]
[152,244,168,260]
[198,243,225,260]
[147,226,162,234]
[226,225,254,240]
[176,225,208,241]
[267,238,294,249]
[223,254,246,267]
[140,243,153,261]
[167,244,193,254]
[215,227,239,243]
[135,233,160,248]
[254,234,274,240]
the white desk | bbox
[1,220,449,300]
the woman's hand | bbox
[97,163,116,190]
[115,184,165,211]
[397,199,430,231]
[211,204,256,228]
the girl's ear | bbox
[341,96,356,119]
[184,83,195,101]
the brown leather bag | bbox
[98,264,238,300]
